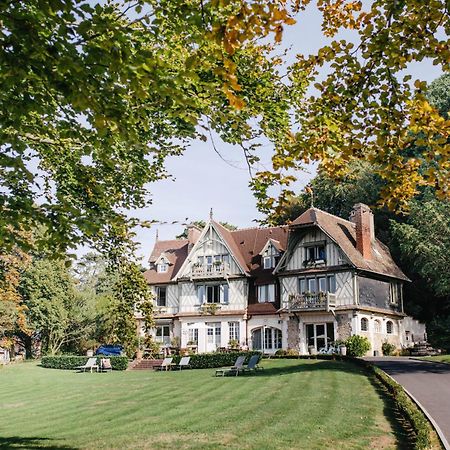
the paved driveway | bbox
[366,357,450,448]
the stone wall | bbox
[287,316,300,350]
[336,313,352,341]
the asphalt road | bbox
[366,357,450,448]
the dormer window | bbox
[261,241,280,270]
[157,262,168,273]
[263,255,275,269]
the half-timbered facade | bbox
[139,204,425,356]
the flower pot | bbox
[339,346,347,356]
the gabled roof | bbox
[144,239,189,283]
[286,208,408,281]
[212,221,250,275]
[229,226,288,274]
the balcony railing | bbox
[191,262,230,279]
[287,292,336,312]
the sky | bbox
[105,2,444,265]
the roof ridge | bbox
[312,207,355,226]
[230,224,288,233]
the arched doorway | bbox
[251,327,282,353]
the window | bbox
[263,255,275,269]
[390,282,401,305]
[258,284,275,303]
[386,321,394,334]
[155,325,170,346]
[197,283,229,304]
[157,262,168,273]
[188,327,198,345]
[361,317,368,331]
[252,327,282,350]
[155,286,167,307]
[374,320,381,333]
[298,274,336,294]
[228,322,240,342]
[305,244,326,262]
[262,243,279,269]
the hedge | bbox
[369,364,433,450]
[171,351,261,369]
[41,355,129,371]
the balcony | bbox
[287,292,336,312]
[191,262,230,279]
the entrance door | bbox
[206,322,221,352]
[306,323,334,351]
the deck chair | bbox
[175,356,191,370]
[76,357,98,373]
[100,358,112,372]
[154,357,173,371]
[215,355,246,377]
[243,354,263,373]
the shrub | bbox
[345,335,371,357]
[382,342,396,356]
[171,351,261,369]
[41,355,128,371]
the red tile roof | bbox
[144,239,189,284]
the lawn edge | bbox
[266,355,444,450]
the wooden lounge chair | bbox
[154,357,173,371]
[174,356,191,370]
[243,354,263,373]
[215,355,246,377]
[76,357,98,373]
[100,358,112,372]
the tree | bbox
[0,1,291,256]
[252,0,449,219]
[20,258,94,355]
[390,195,450,298]
[2,1,449,257]
[0,237,31,351]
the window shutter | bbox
[197,285,204,303]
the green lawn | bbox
[420,355,450,364]
[0,359,408,450]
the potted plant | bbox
[228,339,239,350]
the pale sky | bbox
[84,3,444,265]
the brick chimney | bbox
[187,224,201,252]
[349,203,374,260]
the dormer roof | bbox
[144,239,189,284]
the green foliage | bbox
[20,258,95,355]
[427,317,450,353]
[345,335,370,357]
[391,195,450,298]
[0,1,290,256]
[427,74,450,119]
[171,351,261,369]
[40,355,128,371]
[382,342,396,356]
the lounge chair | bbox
[154,357,173,371]
[174,356,191,370]
[100,358,112,372]
[215,355,246,377]
[243,354,263,373]
[76,357,98,373]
